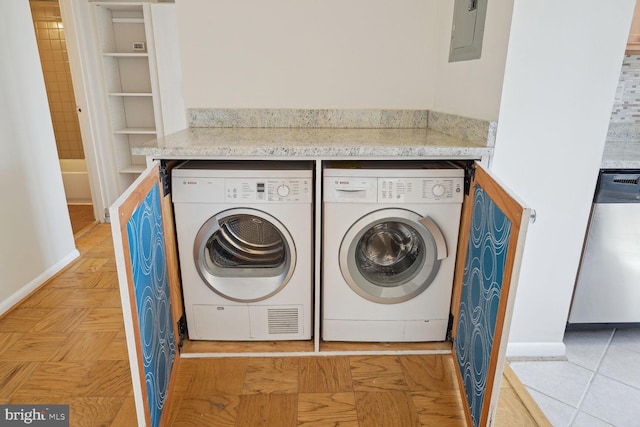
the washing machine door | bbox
[339,208,447,304]
[193,208,296,302]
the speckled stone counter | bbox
[134,109,494,160]
[602,142,640,169]
[133,127,491,159]
[602,123,640,169]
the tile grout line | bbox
[567,328,616,426]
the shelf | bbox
[93,2,144,11]
[119,165,146,174]
[102,52,148,58]
[114,127,156,135]
[92,2,185,194]
[112,17,144,24]
[109,92,152,97]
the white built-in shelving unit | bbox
[92,1,185,192]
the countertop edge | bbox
[133,126,492,159]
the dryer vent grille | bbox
[268,308,299,335]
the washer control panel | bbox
[225,178,312,202]
[324,175,463,203]
[378,177,463,203]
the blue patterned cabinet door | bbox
[111,163,179,427]
[126,183,177,427]
[453,165,528,427]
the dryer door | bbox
[194,208,296,302]
[339,208,447,304]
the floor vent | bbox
[268,308,299,334]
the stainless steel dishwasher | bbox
[568,170,640,325]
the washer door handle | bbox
[418,216,447,260]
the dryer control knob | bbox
[432,184,446,197]
[277,185,290,197]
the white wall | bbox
[491,0,635,357]
[430,0,515,121]
[176,0,513,118]
[0,0,78,315]
[176,0,437,109]
[173,0,634,358]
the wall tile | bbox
[30,1,84,160]
[610,55,640,124]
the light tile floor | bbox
[510,328,640,427]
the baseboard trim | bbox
[506,342,567,360]
[0,249,80,317]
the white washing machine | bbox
[172,160,313,341]
[322,161,464,342]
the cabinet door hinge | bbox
[160,160,171,197]
[446,312,454,342]
[464,161,476,195]
[177,315,187,348]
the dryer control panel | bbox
[225,178,312,203]
[379,177,463,203]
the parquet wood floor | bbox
[0,224,549,426]
[67,204,96,236]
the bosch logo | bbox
[183,181,197,185]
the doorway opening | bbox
[30,0,96,235]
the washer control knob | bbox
[432,184,446,197]
[277,185,290,197]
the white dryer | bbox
[322,161,464,342]
[172,161,313,341]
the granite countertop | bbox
[602,141,640,169]
[133,126,492,159]
[601,123,640,169]
[134,109,495,160]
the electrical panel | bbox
[449,0,488,62]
